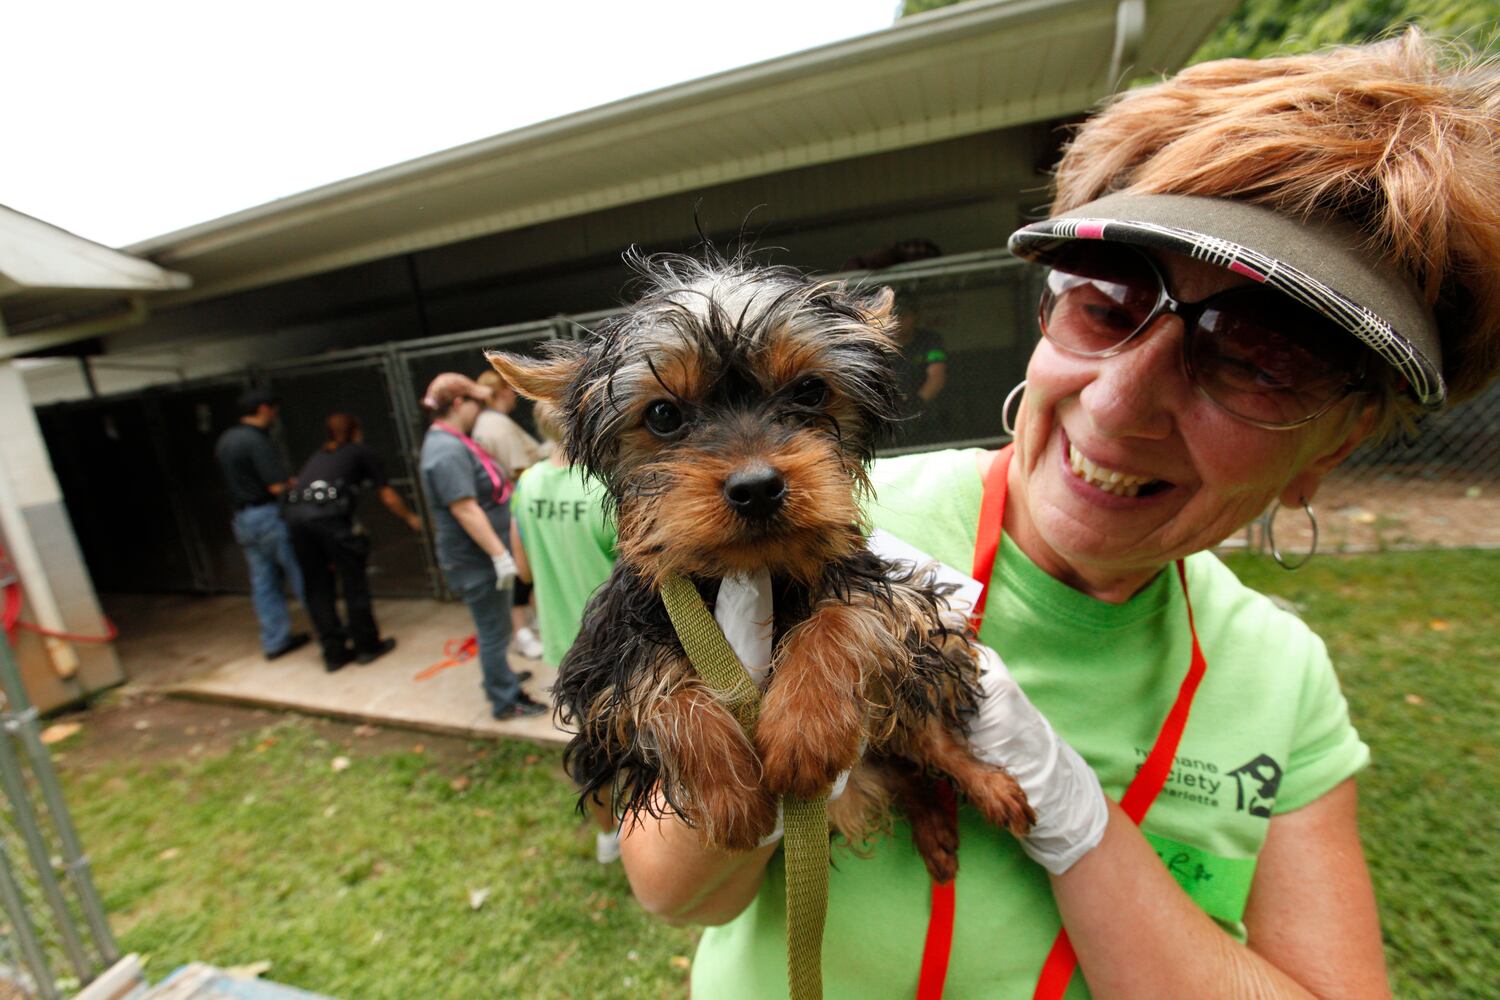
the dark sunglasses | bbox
[1039,242,1369,429]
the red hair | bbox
[325,412,360,447]
[1054,29,1500,404]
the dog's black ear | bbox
[485,347,583,405]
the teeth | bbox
[1069,443,1156,497]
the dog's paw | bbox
[756,712,860,800]
[970,766,1036,837]
[696,784,781,852]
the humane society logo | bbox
[1226,754,1283,818]
[1132,749,1283,815]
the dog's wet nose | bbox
[724,465,787,521]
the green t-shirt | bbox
[692,448,1369,999]
[511,462,617,668]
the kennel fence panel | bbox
[392,321,565,597]
[30,252,1500,589]
[259,351,435,599]
[147,377,258,592]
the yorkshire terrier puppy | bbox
[488,253,1032,880]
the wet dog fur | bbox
[488,252,1032,880]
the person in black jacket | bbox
[285,413,423,671]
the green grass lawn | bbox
[1223,549,1500,1000]
[55,549,1499,999]
[60,726,699,998]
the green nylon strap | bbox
[659,572,828,1000]
[783,794,831,1000]
[659,574,762,733]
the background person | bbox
[508,401,620,862]
[474,369,550,660]
[284,412,423,671]
[417,373,545,720]
[214,387,308,660]
[891,300,947,412]
[620,32,1500,998]
[891,297,950,446]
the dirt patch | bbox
[47,690,484,773]
[1223,471,1500,557]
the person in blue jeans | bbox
[214,388,308,659]
[417,373,545,719]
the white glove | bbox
[491,550,518,592]
[967,644,1108,875]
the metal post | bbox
[0,628,117,971]
[383,345,443,598]
[0,835,60,1000]
[79,357,99,399]
[0,710,91,979]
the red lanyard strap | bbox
[434,421,513,505]
[1032,559,1206,1000]
[913,446,1209,1000]
[916,446,1013,1000]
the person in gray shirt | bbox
[417,373,545,719]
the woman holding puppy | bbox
[624,32,1500,998]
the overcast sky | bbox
[3,0,900,249]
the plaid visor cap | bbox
[1007,193,1445,408]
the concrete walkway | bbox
[104,592,566,745]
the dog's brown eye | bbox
[790,377,829,408]
[643,400,684,437]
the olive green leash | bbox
[659,573,829,1000]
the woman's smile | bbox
[1059,431,1175,503]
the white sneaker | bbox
[513,627,544,660]
[595,830,621,864]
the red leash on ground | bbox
[413,635,478,681]
[0,548,118,646]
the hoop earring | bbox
[1002,380,1027,437]
[1267,497,1318,571]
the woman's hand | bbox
[490,550,517,591]
[966,645,1109,873]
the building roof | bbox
[0,205,188,298]
[3,0,1234,355]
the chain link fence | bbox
[1239,378,1500,557]
[0,629,116,999]
[32,253,1500,602]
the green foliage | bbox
[1224,550,1500,1000]
[898,0,964,17]
[1192,0,1500,62]
[898,0,1500,57]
